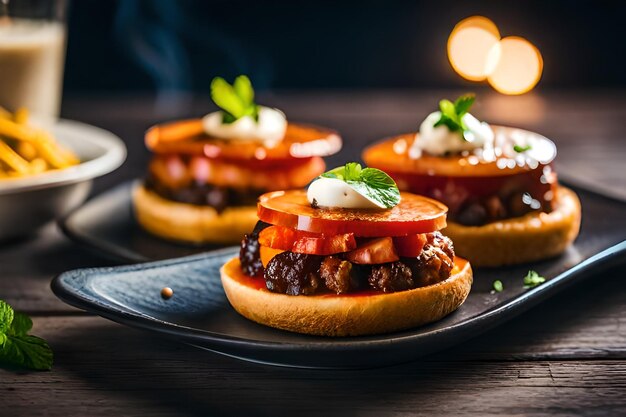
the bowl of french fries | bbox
[0,107,126,241]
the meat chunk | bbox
[320,256,355,294]
[406,232,455,287]
[239,221,270,277]
[368,261,414,293]
[264,252,323,295]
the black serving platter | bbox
[53,183,626,368]
[59,181,223,262]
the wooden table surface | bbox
[1,90,625,417]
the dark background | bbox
[64,0,626,95]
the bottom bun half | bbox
[443,186,581,267]
[220,257,473,337]
[133,184,258,244]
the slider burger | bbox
[220,163,473,336]
[134,75,341,244]
[362,94,581,266]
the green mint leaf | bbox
[1,335,53,371]
[523,270,546,288]
[433,114,461,131]
[433,93,477,141]
[513,144,532,153]
[233,75,254,106]
[321,165,346,180]
[0,300,14,334]
[454,93,476,116]
[319,163,400,209]
[493,280,503,292]
[210,77,246,121]
[9,312,32,337]
[439,99,457,120]
[343,162,362,181]
[0,300,53,371]
[210,75,258,124]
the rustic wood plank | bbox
[1,317,625,417]
[0,224,118,313]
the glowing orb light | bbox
[447,16,501,81]
[447,17,544,95]
[487,36,543,95]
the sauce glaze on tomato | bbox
[362,126,559,225]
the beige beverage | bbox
[0,18,66,119]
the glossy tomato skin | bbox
[258,226,298,251]
[258,225,356,256]
[345,237,400,264]
[393,234,428,257]
[292,233,357,256]
[145,119,341,161]
[257,190,447,237]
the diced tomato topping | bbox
[345,237,400,265]
[258,226,298,251]
[393,234,428,257]
[258,225,356,255]
[292,233,357,255]
[260,245,285,268]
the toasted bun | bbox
[220,257,473,337]
[133,184,258,244]
[443,186,581,267]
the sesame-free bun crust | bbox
[220,257,473,337]
[133,184,257,244]
[443,186,581,267]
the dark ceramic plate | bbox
[59,181,222,262]
[53,184,626,368]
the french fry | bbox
[0,107,80,179]
[14,107,29,124]
[16,141,38,161]
[0,140,30,173]
[29,158,48,174]
[0,117,38,142]
[42,131,79,165]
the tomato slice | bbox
[260,245,284,267]
[362,128,556,177]
[292,233,356,255]
[258,225,356,255]
[345,237,399,264]
[145,119,342,161]
[257,190,447,237]
[393,234,427,257]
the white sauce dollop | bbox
[307,178,383,209]
[202,106,287,146]
[411,111,494,156]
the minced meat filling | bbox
[240,224,455,295]
[145,174,264,213]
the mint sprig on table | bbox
[0,299,53,371]
[210,75,259,124]
[433,93,476,141]
[321,162,401,209]
[523,270,546,288]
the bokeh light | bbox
[447,17,543,95]
[447,16,501,81]
[487,36,543,95]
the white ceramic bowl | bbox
[0,119,126,241]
